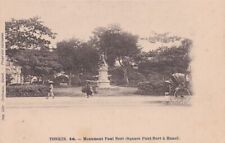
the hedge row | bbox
[6,85,49,97]
[137,81,167,95]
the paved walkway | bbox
[5,96,168,109]
[0,96,192,143]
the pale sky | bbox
[2,0,197,50]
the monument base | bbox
[98,81,111,89]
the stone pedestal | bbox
[97,55,111,88]
[98,63,111,88]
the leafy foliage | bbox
[5,17,192,91]
[138,38,192,76]
[56,39,99,74]
[6,73,13,85]
[136,38,192,95]
[137,81,167,95]
[5,17,56,50]
[89,25,140,84]
[141,32,182,43]
[8,48,62,82]
[56,39,99,85]
[90,25,139,66]
[5,17,59,83]
[6,85,48,97]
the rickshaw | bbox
[164,73,191,104]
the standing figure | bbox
[85,81,92,98]
[47,81,54,99]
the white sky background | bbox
[2,0,197,51]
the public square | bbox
[0,87,193,143]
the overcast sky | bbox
[2,0,198,50]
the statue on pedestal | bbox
[97,54,111,88]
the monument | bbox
[97,55,111,88]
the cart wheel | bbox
[174,88,190,97]
[174,88,191,104]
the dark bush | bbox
[109,67,146,86]
[137,81,167,95]
[128,71,146,86]
[110,67,124,85]
[6,85,49,97]
[71,75,81,86]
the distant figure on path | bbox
[47,81,54,99]
[85,81,93,98]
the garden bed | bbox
[7,84,49,97]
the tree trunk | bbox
[123,68,129,85]
[42,76,46,85]
[68,72,72,86]
[77,73,81,86]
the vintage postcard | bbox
[0,0,224,143]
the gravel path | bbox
[0,90,192,143]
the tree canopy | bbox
[5,17,59,83]
[10,48,62,83]
[89,25,140,84]
[5,17,56,50]
[56,38,99,85]
[138,38,192,76]
[5,17,192,86]
[89,25,140,67]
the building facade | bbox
[6,57,23,84]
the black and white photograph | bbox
[0,0,224,143]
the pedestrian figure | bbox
[85,81,92,98]
[47,81,54,99]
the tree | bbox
[11,48,62,83]
[142,32,182,43]
[89,25,140,84]
[5,17,56,50]
[138,38,192,76]
[6,73,13,85]
[56,39,99,85]
[5,17,59,83]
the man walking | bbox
[47,81,54,99]
[85,81,92,98]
